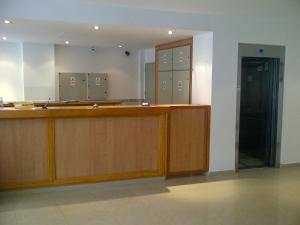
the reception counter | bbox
[0,105,210,190]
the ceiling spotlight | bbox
[65,41,69,45]
[4,20,12,24]
[118,44,123,48]
[2,36,7,41]
[94,25,99,30]
[168,30,173,35]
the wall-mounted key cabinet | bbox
[87,73,108,100]
[155,38,193,104]
[158,49,173,71]
[59,72,108,101]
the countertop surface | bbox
[3,100,122,107]
[0,104,210,119]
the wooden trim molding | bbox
[48,118,56,182]
[189,43,193,103]
[159,113,168,175]
[155,49,159,104]
[156,38,193,51]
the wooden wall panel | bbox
[168,107,210,174]
[55,116,161,180]
[0,119,49,185]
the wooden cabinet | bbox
[172,71,190,104]
[158,49,173,71]
[172,45,191,71]
[168,106,210,175]
[158,71,173,104]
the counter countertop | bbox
[3,100,121,107]
[0,104,210,119]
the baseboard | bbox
[1,176,166,194]
[280,162,300,168]
[207,170,236,177]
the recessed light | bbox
[2,36,7,41]
[4,20,12,24]
[168,30,173,35]
[118,44,123,48]
[65,41,69,45]
[94,25,99,30]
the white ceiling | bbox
[1,0,298,48]
[73,0,300,19]
[0,19,198,49]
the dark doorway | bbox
[238,57,280,169]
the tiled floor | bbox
[238,152,264,169]
[1,166,300,225]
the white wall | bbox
[209,19,300,171]
[192,32,213,105]
[23,43,55,100]
[0,42,55,101]
[143,48,155,63]
[0,43,144,101]
[0,42,24,101]
[55,45,141,100]
[2,0,300,170]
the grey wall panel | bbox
[59,73,87,101]
[158,71,172,104]
[145,63,155,104]
[172,70,190,104]
[158,49,173,71]
[87,73,108,100]
[173,46,190,71]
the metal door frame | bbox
[236,43,285,170]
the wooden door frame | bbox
[155,38,193,104]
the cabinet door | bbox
[158,49,172,71]
[59,73,87,101]
[173,46,190,70]
[158,71,172,104]
[87,73,108,100]
[172,70,190,104]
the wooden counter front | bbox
[54,116,163,183]
[0,119,49,185]
[0,105,209,190]
[168,106,210,175]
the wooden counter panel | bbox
[55,116,161,180]
[0,119,49,185]
[168,107,210,174]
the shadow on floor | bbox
[1,166,294,211]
